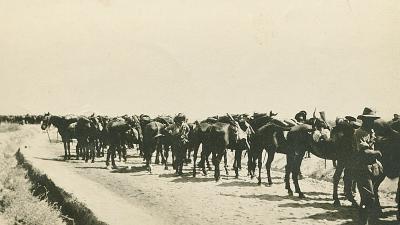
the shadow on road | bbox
[75,166,108,170]
[110,165,148,173]
[162,174,216,183]
[34,156,82,164]
[221,192,288,202]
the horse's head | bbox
[41,113,52,130]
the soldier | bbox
[167,113,190,175]
[294,110,307,124]
[351,107,383,225]
[393,113,399,122]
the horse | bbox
[105,116,141,168]
[201,114,250,181]
[40,113,78,160]
[142,121,166,173]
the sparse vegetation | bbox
[0,130,65,225]
[0,123,20,133]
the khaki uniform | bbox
[167,122,190,175]
[352,127,383,225]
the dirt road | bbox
[17,126,398,225]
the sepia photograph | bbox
[0,0,399,224]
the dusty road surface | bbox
[16,126,399,225]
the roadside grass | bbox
[0,130,65,225]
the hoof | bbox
[235,175,239,179]
[164,166,168,170]
[288,190,293,196]
[193,173,196,178]
[91,160,95,163]
[333,199,341,207]
[298,193,305,198]
[112,165,118,169]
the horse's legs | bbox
[122,146,127,162]
[206,152,212,171]
[285,154,293,196]
[145,149,153,173]
[84,143,89,161]
[238,150,242,170]
[292,152,305,198]
[247,148,252,177]
[187,146,194,163]
[63,142,68,160]
[161,145,166,164]
[285,166,293,196]
[333,160,345,206]
[171,147,177,170]
[155,145,161,164]
[101,141,105,157]
[213,152,224,181]
[344,168,358,207]
[111,144,117,168]
[265,150,275,185]
[200,149,208,176]
[95,140,100,157]
[164,145,169,170]
[106,146,111,166]
[67,141,71,159]
[76,142,80,160]
[257,150,263,185]
[174,145,179,175]
[248,148,257,179]
[234,150,242,178]
[192,143,200,177]
[90,141,95,163]
[223,150,229,176]
[116,146,122,162]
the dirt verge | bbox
[15,149,108,225]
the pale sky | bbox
[0,0,399,120]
